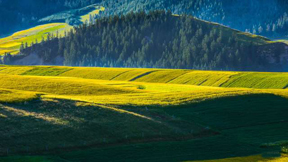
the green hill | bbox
[0,66,288,161]
[0,5,104,56]
[1,66,287,89]
[13,11,288,71]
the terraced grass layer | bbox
[0,72,258,106]
[0,74,140,96]
[1,66,287,90]
[0,66,288,161]
[222,72,288,89]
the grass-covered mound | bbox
[0,66,288,161]
[1,94,288,161]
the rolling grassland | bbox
[0,66,288,161]
[0,5,104,56]
[0,23,71,55]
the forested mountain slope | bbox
[1,0,288,39]
[99,0,288,39]
[10,11,288,71]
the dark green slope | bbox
[1,94,288,161]
[13,11,288,71]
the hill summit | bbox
[6,10,288,71]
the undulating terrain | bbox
[1,0,288,39]
[0,66,288,161]
[3,11,288,71]
[1,1,288,161]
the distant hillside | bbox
[0,0,101,37]
[9,11,288,71]
[2,0,288,39]
[0,5,104,56]
[97,0,288,39]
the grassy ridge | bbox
[0,89,37,103]
[0,66,288,161]
[1,66,286,89]
[1,94,288,161]
[60,67,288,89]
[0,66,288,106]
[222,72,288,89]
[0,5,104,56]
[0,24,71,55]
[0,70,257,106]
[190,154,288,162]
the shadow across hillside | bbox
[1,94,288,161]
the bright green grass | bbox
[60,67,132,80]
[21,67,72,76]
[1,66,288,106]
[0,66,34,75]
[275,39,288,45]
[131,69,188,83]
[0,66,288,161]
[20,66,288,89]
[169,71,238,86]
[0,74,140,96]
[222,72,288,89]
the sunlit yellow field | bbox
[190,154,288,162]
[0,66,288,161]
[81,6,105,22]
[0,66,288,106]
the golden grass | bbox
[0,74,140,96]
[169,71,238,86]
[0,104,69,125]
[60,67,131,80]
[274,39,288,45]
[111,69,155,81]
[0,23,72,55]
[132,69,188,83]
[0,113,7,118]
[188,154,288,162]
[0,66,34,75]
[44,83,260,106]
[0,66,288,107]
[0,88,38,103]
[222,72,288,89]
[81,6,105,22]
[59,68,288,89]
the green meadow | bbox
[0,66,287,161]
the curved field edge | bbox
[1,66,288,89]
[1,94,288,161]
[0,67,288,161]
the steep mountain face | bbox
[8,11,288,71]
